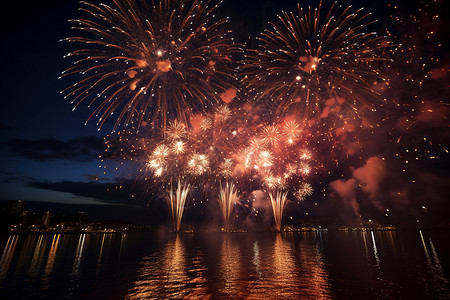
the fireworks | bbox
[260,125,281,147]
[104,104,317,231]
[283,120,303,144]
[187,153,210,175]
[165,120,187,141]
[242,0,391,118]
[218,158,234,178]
[269,190,288,232]
[241,118,316,229]
[258,150,274,168]
[215,105,232,123]
[218,181,238,230]
[61,0,239,131]
[147,144,170,177]
[299,149,312,161]
[166,179,191,232]
[295,182,314,201]
[137,103,242,182]
[298,162,311,175]
[60,0,449,232]
[83,0,402,231]
[171,140,186,155]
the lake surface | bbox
[0,230,449,299]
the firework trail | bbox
[269,190,288,232]
[218,181,238,230]
[61,0,239,132]
[166,179,190,232]
[242,0,391,118]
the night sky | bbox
[0,0,448,225]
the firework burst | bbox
[103,104,318,231]
[61,0,239,132]
[215,105,232,123]
[218,158,234,178]
[242,0,391,118]
[187,153,210,175]
[260,125,281,147]
[237,118,316,230]
[283,120,303,144]
[165,120,188,140]
[295,182,314,201]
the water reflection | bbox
[296,232,333,299]
[72,234,86,277]
[128,233,333,299]
[0,231,448,300]
[119,233,127,260]
[243,233,333,299]
[272,234,296,294]
[419,230,450,298]
[164,235,186,290]
[252,241,261,278]
[370,231,380,266]
[41,234,60,291]
[0,235,19,281]
[28,235,46,277]
[360,230,381,267]
[361,230,370,257]
[308,232,333,298]
[219,235,241,296]
[45,234,60,275]
[96,233,107,274]
[127,234,190,299]
[65,234,88,299]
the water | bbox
[0,230,449,299]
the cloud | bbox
[1,175,36,184]
[345,142,362,157]
[415,100,449,128]
[329,157,386,216]
[251,190,268,211]
[219,88,237,103]
[189,114,206,133]
[353,157,386,198]
[329,178,359,215]
[0,170,37,183]
[2,136,104,161]
[319,97,343,119]
[429,66,448,79]
[82,174,100,181]
[26,178,139,204]
[0,124,15,131]
[251,189,273,225]
[327,154,450,222]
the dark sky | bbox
[0,0,448,225]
